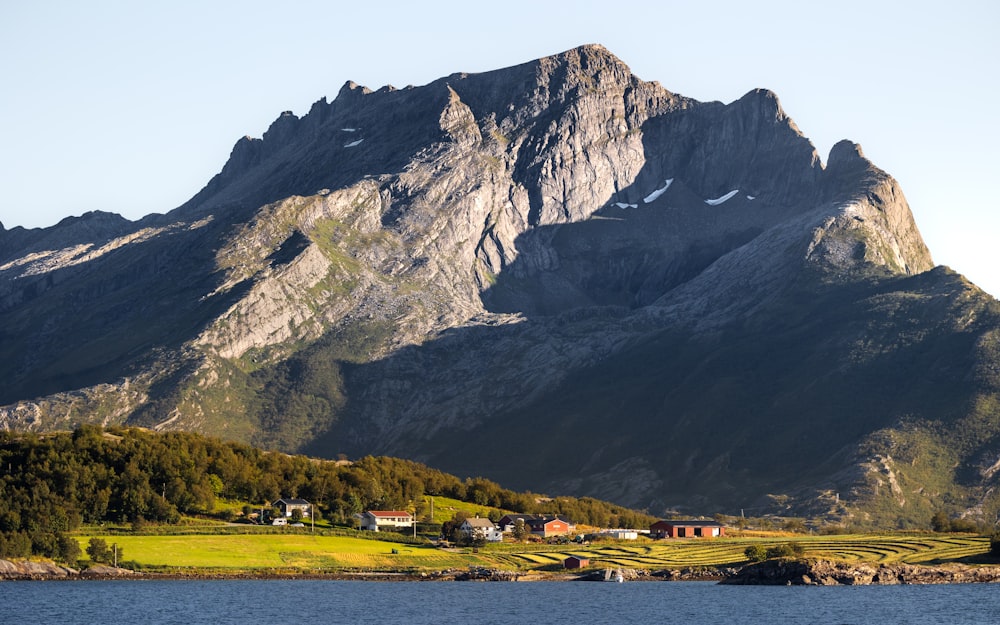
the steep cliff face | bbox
[1,45,997,526]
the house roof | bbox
[365,510,413,517]
[499,513,537,522]
[500,514,575,525]
[273,498,310,506]
[529,515,574,527]
[462,517,497,529]
[651,520,726,528]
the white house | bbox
[459,517,503,543]
[273,498,312,519]
[360,510,414,532]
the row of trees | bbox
[931,510,984,534]
[0,425,655,561]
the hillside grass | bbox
[422,495,509,525]
[75,531,993,574]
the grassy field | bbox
[76,530,994,574]
[75,533,497,572]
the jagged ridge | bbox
[1,45,997,527]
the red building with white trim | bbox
[649,520,726,539]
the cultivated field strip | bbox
[495,535,991,569]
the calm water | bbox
[1,580,997,625]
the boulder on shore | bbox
[454,567,520,581]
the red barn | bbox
[649,520,726,539]
[564,555,590,569]
[530,516,571,537]
[498,514,575,537]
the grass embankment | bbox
[74,531,993,575]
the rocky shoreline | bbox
[4,558,999,585]
[720,559,1000,585]
[0,560,138,581]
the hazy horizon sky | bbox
[2,0,997,296]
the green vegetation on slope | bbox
[0,425,653,563]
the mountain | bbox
[2,45,999,528]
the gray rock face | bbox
[0,559,138,580]
[1,45,997,524]
[0,558,78,579]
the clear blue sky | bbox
[2,0,997,296]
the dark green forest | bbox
[0,425,654,562]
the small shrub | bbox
[766,543,804,559]
[86,538,111,563]
[782,518,807,533]
[949,517,979,533]
[931,511,951,533]
[55,534,81,564]
[86,538,123,564]
[990,532,1000,557]
[744,544,768,562]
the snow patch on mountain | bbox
[643,179,673,203]
[705,190,739,206]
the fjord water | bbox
[2,580,998,624]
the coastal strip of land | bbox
[4,557,1000,585]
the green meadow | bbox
[76,531,993,575]
[75,533,497,572]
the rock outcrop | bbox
[0,559,137,580]
[721,559,1000,585]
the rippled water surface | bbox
[2,579,998,624]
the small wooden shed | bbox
[564,555,590,569]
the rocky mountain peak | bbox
[336,80,373,99]
[826,139,873,176]
[734,88,785,119]
[2,46,995,528]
